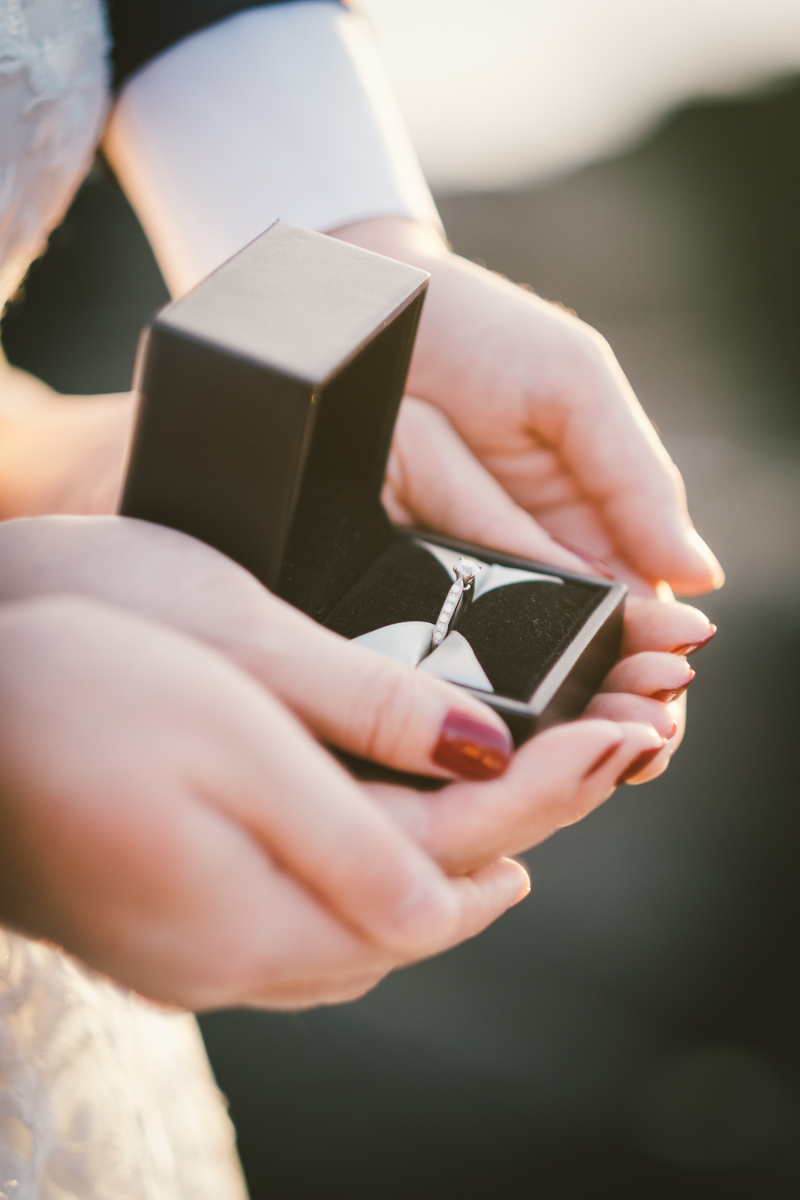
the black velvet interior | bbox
[323,537,608,703]
[456,580,604,699]
[274,301,423,619]
[323,538,453,634]
[276,483,394,621]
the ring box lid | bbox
[121,221,428,601]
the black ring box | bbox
[120,222,625,753]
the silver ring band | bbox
[431,557,480,647]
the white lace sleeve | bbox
[0,0,110,310]
[103,0,442,296]
[0,930,249,1199]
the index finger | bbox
[554,327,724,594]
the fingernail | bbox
[672,625,717,656]
[433,711,513,781]
[616,746,663,785]
[552,538,615,580]
[650,670,695,703]
[667,719,679,740]
[582,739,623,779]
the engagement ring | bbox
[432,557,480,647]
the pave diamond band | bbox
[431,557,480,647]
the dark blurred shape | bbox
[4,80,800,1200]
[639,1044,791,1168]
[1,166,169,394]
[105,1,321,89]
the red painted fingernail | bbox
[616,746,662,785]
[650,671,695,703]
[432,711,513,781]
[667,719,679,740]
[552,538,615,580]
[582,740,623,779]
[672,625,717,656]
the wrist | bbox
[329,216,450,268]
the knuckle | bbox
[348,661,421,762]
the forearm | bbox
[104,2,442,296]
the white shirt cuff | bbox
[103,1,442,297]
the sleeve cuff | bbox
[104,0,442,296]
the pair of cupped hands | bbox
[0,219,722,1015]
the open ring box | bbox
[120,222,626,779]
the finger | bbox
[385,396,590,573]
[667,691,687,755]
[616,742,672,785]
[584,692,678,740]
[243,857,530,1010]
[241,620,515,781]
[198,677,472,957]
[621,595,717,657]
[569,722,671,795]
[0,516,513,781]
[600,651,695,702]
[12,596,467,961]
[246,969,395,1012]
[445,857,531,934]
[73,785,393,1011]
[368,721,664,873]
[554,329,724,593]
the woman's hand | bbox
[333,218,724,598]
[384,396,717,782]
[0,596,530,1010]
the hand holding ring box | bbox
[120,222,626,755]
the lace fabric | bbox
[0,0,110,309]
[0,931,249,1198]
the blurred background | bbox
[3,3,800,1195]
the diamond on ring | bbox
[431,557,480,648]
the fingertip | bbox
[618,742,671,785]
[607,720,668,785]
[655,580,675,603]
[679,530,725,593]
[504,858,532,907]
[472,856,531,910]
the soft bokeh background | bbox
[361,0,800,190]
[3,6,800,1195]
